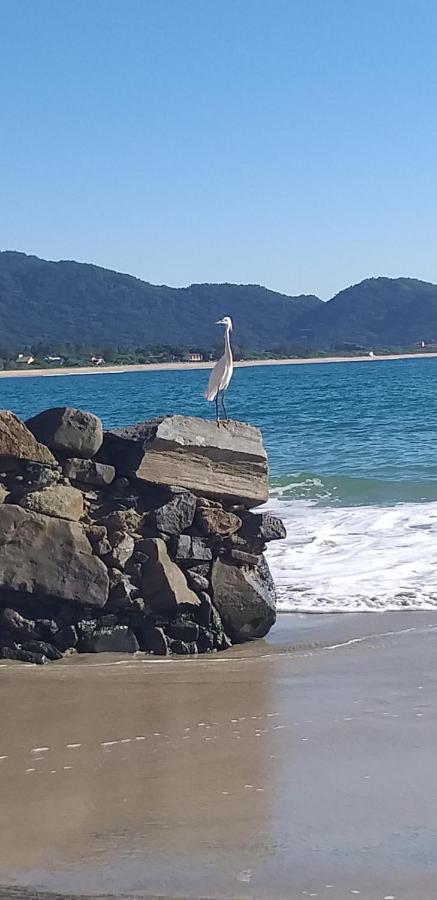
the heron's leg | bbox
[221,391,228,422]
[215,391,221,426]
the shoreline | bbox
[1,350,437,379]
[2,612,437,899]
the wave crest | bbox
[270,471,437,506]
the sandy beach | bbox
[1,351,437,379]
[1,611,437,899]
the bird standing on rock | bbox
[205,316,234,425]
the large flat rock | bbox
[0,505,109,607]
[101,416,268,508]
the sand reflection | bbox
[0,651,278,894]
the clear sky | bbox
[1,0,436,299]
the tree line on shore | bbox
[1,340,435,371]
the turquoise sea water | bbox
[2,357,437,611]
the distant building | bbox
[90,356,105,366]
[16,353,34,365]
[45,355,64,364]
[187,352,204,362]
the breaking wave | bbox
[264,472,437,613]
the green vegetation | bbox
[1,251,437,362]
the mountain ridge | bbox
[1,251,437,352]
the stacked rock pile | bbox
[0,407,286,664]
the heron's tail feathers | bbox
[205,386,218,401]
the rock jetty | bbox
[0,408,285,664]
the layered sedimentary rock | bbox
[0,407,285,664]
[100,415,269,507]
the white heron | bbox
[205,316,234,424]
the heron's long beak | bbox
[216,319,225,324]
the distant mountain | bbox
[0,251,321,352]
[305,277,437,348]
[1,251,437,352]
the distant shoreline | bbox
[1,351,437,379]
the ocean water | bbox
[2,357,437,613]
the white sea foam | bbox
[264,497,437,612]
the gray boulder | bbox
[152,492,197,535]
[172,535,212,566]
[239,511,287,542]
[0,411,56,466]
[100,415,268,507]
[140,537,200,614]
[211,555,276,642]
[0,504,109,607]
[20,484,84,521]
[63,458,115,486]
[26,407,103,459]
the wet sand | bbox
[1,351,437,379]
[1,612,437,899]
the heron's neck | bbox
[224,326,232,362]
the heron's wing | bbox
[205,355,226,400]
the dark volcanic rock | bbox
[197,592,213,627]
[151,492,197,535]
[167,618,200,642]
[238,511,287,543]
[101,415,268,507]
[53,625,78,651]
[196,628,215,652]
[0,646,49,664]
[137,625,169,655]
[211,554,276,642]
[77,625,139,654]
[0,505,109,607]
[172,535,213,566]
[0,608,39,639]
[0,411,56,466]
[167,638,191,655]
[21,640,63,661]
[27,407,103,459]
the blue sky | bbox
[1,0,436,298]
